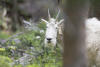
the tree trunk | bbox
[62,0,90,67]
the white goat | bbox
[41,9,64,47]
[86,17,100,48]
[86,17,100,66]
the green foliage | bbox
[14,65,22,67]
[0,31,10,39]
[0,22,62,67]
[26,64,40,67]
[26,63,62,67]
[0,56,12,67]
[38,22,46,30]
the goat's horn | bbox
[3,8,7,17]
[56,9,60,21]
[41,19,48,23]
[48,9,51,21]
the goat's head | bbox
[41,9,64,46]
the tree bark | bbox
[62,0,90,67]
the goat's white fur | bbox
[86,17,100,66]
[86,17,100,48]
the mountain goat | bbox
[41,9,64,47]
[86,17,100,67]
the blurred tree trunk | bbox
[11,0,18,32]
[62,0,90,67]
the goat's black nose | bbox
[47,38,52,41]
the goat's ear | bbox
[23,20,31,26]
[41,19,48,24]
[57,19,64,25]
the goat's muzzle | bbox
[47,38,52,43]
